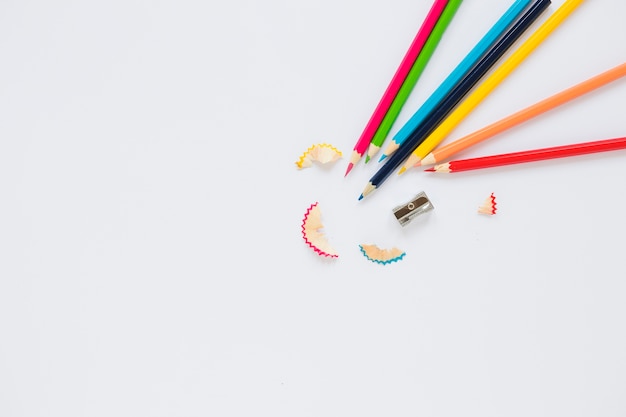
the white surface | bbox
[1,1,626,416]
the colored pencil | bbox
[426,136,626,173]
[344,0,450,176]
[378,0,533,162]
[358,0,550,200]
[364,0,463,164]
[399,0,586,174]
[419,62,626,166]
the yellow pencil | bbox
[398,0,586,174]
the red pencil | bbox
[425,136,626,173]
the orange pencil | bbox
[419,61,626,166]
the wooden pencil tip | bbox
[359,182,376,200]
[420,154,436,166]
[364,155,371,164]
[424,167,435,172]
[378,154,387,162]
[398,167,407,175]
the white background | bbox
[1,0,626,416]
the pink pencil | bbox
[345,0,450,176]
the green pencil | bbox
[365,0,463,163]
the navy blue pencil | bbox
[358,0,551,200]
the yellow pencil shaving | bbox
[295,143,342,169]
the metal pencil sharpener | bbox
[392,191,434,227]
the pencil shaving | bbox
[295,143,342,169]
[301,202,339,258]
[478,193,497,215]
[359,244,405,265]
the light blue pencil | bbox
[378,0,533,162]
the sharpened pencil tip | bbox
[364,155,370,164]
[398,167,407,175]
[378,154,387,162]
[424,168,435,172]
[359,182,376,200]
[344,163,354,177]
[358,194,363,201]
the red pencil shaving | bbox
[478,193,497,215]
